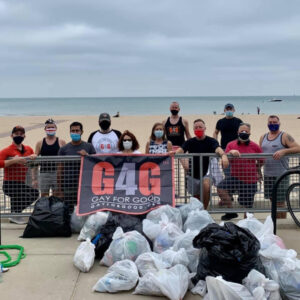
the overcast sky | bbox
[0,0,300,97]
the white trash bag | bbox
[191,280,207,297]
[143,214,183,253]
[205,276,254,300]
[135,252,170,277]
[160,248,189,267]
[146,205,183,229]
[179,197,204,223]
[183,209,214,232]
[78,212,108,241]
[134,264,190,300]
[93,259,139,293]
[73,238,95,272]
[100,227,151,267]
[237,213,264,236]
[70,206,87,233]
[242,269,281,300]
[173,229,200,272]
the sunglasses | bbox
[123,139,132,142]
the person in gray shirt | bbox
[57,121,96,212]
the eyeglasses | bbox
[123,139,132,142]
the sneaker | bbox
[9,216,27,225]
[221,213,238,221]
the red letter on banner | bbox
[92,162,114,195]
[139,162,161,195]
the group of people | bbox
[0,101,299,224]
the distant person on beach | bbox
[88,113,121,154]
[0,126,39,224]
[113,112,120,118]
[118,130,141,154]
[257,106,260,115]
[176,119,229,209]
[259,115,300,219]
[217,123,263,220]
[34,118,66,197]
[146,123,173,154]
[57,122,96,212]
[163,101,191,149]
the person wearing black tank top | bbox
[162,101,191,148]
[34,119,66,196]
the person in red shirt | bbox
[0,126,39,224]
[217,123,263,220]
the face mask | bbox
[13,136,24,145]
[70,133,81,142]
[238,132,250,141]
[171,110,179,116]
[46,129,56,136]
[194,129,204,138]
[268,124,280,132]
[123,140,133,150]
[154,130,164,138]
[99,121,110,131]
[225,111,234,117]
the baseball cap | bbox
[12,125,25,134]
[99,113,111,122]
[224,103,234,109]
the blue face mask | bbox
[70,133,81,142]
[154,130,164,138]
[225,111,234,117]
[268,124,280,132]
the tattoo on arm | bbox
[286,134,295,143]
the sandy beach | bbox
[0,114,300,151]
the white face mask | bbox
[123,140,133,150]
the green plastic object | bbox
[0,245,26,267]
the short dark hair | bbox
[150,122,167,141]
[118,130,140,151]
[239,122,251,129]
[70,121,83,131]
[268,115,280,121]
[193,118,205,124]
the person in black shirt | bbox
[163,101,191,148]
[176,119,229,209]
[213,103,243,150]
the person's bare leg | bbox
[203,178,210,209]
[217,188,232,208]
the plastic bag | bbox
[73,238,95,272]
[242,269,281,300]
[146,205,182,229]
[207,157,224,186]
[160,248,189,267]
[78,212,108,241]
[237,213,264,236]
[173,229,200,272]
[93,259,138,293]
[134,264,190,300]
[70,206,87,233]
[192,222,263,285]
[135,252,170,276]
[205,276,254,300]
[179,197,204,223]
[183,209,214,232]
[23,196,71,238]
[100,227,151,266]
[143,214,183,253]
[191,280,207,297]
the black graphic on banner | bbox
[77,155,174,215]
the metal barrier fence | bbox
[1,154,300,217]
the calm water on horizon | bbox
[0,96,299,116]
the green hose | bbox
[0,245,26,267]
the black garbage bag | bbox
[92,212,152,259]
[192,222,264,285]
[22,196,71,238]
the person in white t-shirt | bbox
[88,113,121,154]
[118,130,141,154]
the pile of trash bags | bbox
[71,199,299,300]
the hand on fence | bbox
[228,150,241,157]
[221,154,229,169]
[12,156,27,165]
[273,150,285,160]
[77,149,88,156]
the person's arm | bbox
[213,129,219,140]
[258,134,264,147]
[182,119,192,140]
[59,139,66,147]
[35,140,42,155]
[167,141,173,152]
[4,156,27,167]
[145,141,150,154]
[273,133,300,159]
[215,146,229,169]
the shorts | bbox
[264,175,289,203]
[217,176,257,208]
[186,175,210,196]
[39,172,58,193]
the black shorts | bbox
[218,176,257,208]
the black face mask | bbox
[13,136,24,145]
[171,110,179,116]
[99,120,111,131]
[238,132,250,141]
